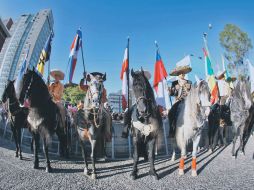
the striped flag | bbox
[68,28,82,83]
[37,32,53,75]
[120,41,129,110]
[15,45,30,97]
[203,48,219,104]
[153,48,170,109]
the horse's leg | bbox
[17,127,22,160]
[231,131,238,157]
[191,135,201,177]
[79,139,89,175]
[131,136,139,180]
[33,133,40,169]
[170,137,176,161]
[239,134,245,155]
[11,126,19,158]
[179,146,186,175]
[148,138,159,180]
[43,138,52,173]
[90,139,97,179]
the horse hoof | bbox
[84,168,89,176]
[46,166,52,173]
[33,164,39,169]
[179,169,184,176]
[208,149,213,154]
[91,173,97,180]
[171,157,175,162]
[130,173,137,180]
[149,171,159,180]
[191,170,197,177]
[15,153,18,158]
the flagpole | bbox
[127,37,130,110]
[81,41,86,76]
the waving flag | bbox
[153,48,170,110]
[120,40,129,110]
[68,29,82,83]
[37,32,53,75]
[15,45,30,97]
[203,48,219,104]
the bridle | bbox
[22,74,34,102]
[136,95,151,119]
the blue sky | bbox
[1,0,254,93]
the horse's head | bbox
[196,80,211,117]
[2,80,15,103]
[86,72,106,109]
[131,68,152,118]
[19,69,35,105]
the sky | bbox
[1,0,254,93]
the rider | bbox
[168,65,192,136]
[48,69,66,125]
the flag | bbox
[153,49,170,110]
[247,59,254,93]
[68,28,82,83]
[120,43,129,110]
[203,48,219,104]
[37,32,53,75]
[15,45,30,97]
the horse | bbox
[169,80,211,177]
[229,79,254,158]
[19,69,68,172]
[1,80,29,159]
[127,68,162,180]
[75,72,112,180]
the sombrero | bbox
[215,70,226,80]
[226,76,237,82]
[50,69,65,80]
[169,65,192,76]
[142,70,151,80]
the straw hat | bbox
[50,69,65,80]
[215,70,226,80]
[169,65,192,76]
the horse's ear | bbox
[102,73,106,81]
[131,69,135,77]
[86,74,91,82]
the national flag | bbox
[15,45,30,97]
[120,43,129,110]
[68,28,82,83]
[203,48,219,104]
[37,32,53,75]
[153,48,170,109]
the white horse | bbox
[170,81,211,176]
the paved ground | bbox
[0,137,253,190]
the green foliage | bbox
[63,85,86,105]
[219,24,252,65]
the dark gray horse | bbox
[230,79,254,158]
[19,69,68,172]
[1,80,29,159]
[126,69,162,180]
[76,72,112,180]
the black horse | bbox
[19,69,68,172]
[230,79,254,158]
[1,80,29,159]
[125,68,162,180]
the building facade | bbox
[0,18,11,52]
[0,9,54,97]
[108,91,123,113]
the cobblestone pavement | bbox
[0,137,253,190]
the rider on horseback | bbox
[168,65,192,136]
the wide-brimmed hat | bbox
[215,70,226,80]
[169,65,192,76]
[142,70,151,80]
[50,69,65,80]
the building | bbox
[108,91,122,113]
[0,18,11,52]
[0,9,54,97]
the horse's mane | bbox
[132,71,157,115]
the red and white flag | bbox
[153,48,170,110]
[120,44,129,111]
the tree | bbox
[219,24,252,76]
[63,85,86,105]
